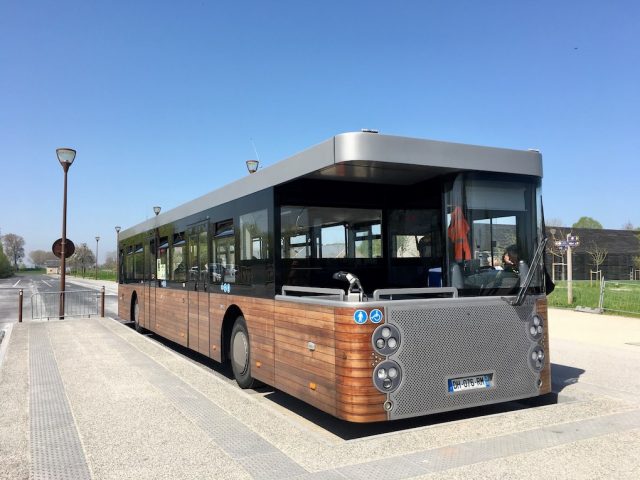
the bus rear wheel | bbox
[230,316,255,389]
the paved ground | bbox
[0,308,639,479]
[0,274,118,324]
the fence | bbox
[602,280,640,316]
[548,279,640,317]
[31,289,104,320]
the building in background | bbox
[546,227,640,281]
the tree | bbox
[585,242,608,273]
[545,217,564,227]
[0,242,13,278]
[29,249,58,268]
[2,233,25,269]
[572,217,603,229]
[68,243,95,278]
[103,251,117,270]
[547,227,568,281]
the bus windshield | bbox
[444,172,542,296]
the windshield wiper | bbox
[506,237,548,307]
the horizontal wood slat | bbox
[119,286,388,422]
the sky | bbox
[1,0,639,264]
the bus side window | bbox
[240,209,269,260]
[213,220,236,284]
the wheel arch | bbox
[221,304,244,363]
[130,290,139,321]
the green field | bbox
[548,280,640,317]
[69,270,117,282]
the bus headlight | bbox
[373,361,402,393]
[529,346,545,371]
[372,324,401,355]
[528,314,544,339]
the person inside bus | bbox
[501,245,520,274]
[417,234,431,258]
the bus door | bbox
[187,224,210,354]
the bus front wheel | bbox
[230,316,255,389]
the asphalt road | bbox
[0,273,118,323]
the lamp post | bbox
[95,236,100,280]
[56,147,76,319]
[115,226,121,282]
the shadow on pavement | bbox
[551,363,585,393]
[127,323,560,440]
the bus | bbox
[117,132,552,422]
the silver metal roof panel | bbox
[120,132,542,239]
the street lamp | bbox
[115,226,121,283]
[95,236,100,280]
[246,159,259,174]
[56,147,76,319]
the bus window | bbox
[133,244,144,281]
[444,173,538,295]
[170,233,186,282]
[125,246,133,281]
[389,209,441,259]
[157,237,168,283]
[471,215,517,268]
[280,206,382,259]
[213,220,235,284]
[354,224,382,258]
[240,209,269,260]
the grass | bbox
[16,268,46,275]
[548,280,640,317]
[68,270,117,282]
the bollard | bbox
[18,288,23,323]
[100,286,105,317]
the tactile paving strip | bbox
[95,321,307,479]
[30,324,91,480]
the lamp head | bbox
[246,159,259,174]
[115,226,121,233]
[56,148,76,167]
[95,236,100,242]
[153,206,161,216]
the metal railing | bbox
[31,288,104,320]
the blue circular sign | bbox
[353,309,368,324]
[370,309,383,323]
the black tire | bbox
[132,296,142,333]
[230,316,255,389]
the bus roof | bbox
[120,132,542,239]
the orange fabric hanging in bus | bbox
[448,206,471,261]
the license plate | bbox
[448,373,493,393]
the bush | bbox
[0,243,14,278]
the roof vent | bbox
[361,129,379,134]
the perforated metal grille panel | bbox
[388,298,540,420]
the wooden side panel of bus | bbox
[155,289,188,347]
[238,296,275,386]
[197,292,210,357]
[335,307,387,423]
[208,293,224,363]
[274,301,337,417]
[188,290,199,350]
[118,284,136,321]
